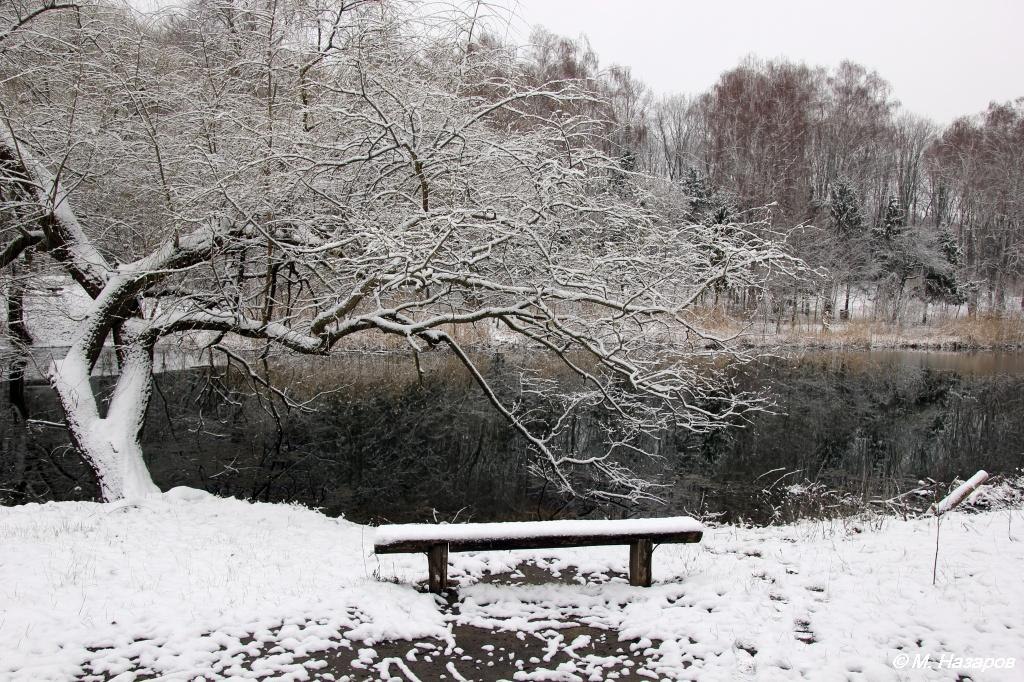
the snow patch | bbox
[1,497,1022,680]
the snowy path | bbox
[1,492,1021,680]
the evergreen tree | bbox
[827,179,865,237]
[924,227,967,306]
[937,227,962,266]
[683,168,734,225]
[875,195,906,241]
[870,194,918,321]
[825,179,870,319]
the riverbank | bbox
[6,295,1022,360]
[728,315,1024,352]
[1,492,1021,680]
[326,312,1024,353]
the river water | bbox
[2,349,1023,524]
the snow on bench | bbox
[374,516,704,592]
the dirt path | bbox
[118,562,666,682]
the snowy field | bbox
[1,491,1021,681]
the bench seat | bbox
[374,516,703,592]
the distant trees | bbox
[512,42,1021,323]
[699,59,822,226]
[926,100,1024,313]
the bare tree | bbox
[649,94,699,182]
[1,0,801,502]
[926,99,1024,312]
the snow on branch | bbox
[0,130,109,296]
[0,0,807,501]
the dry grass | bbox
[938,314,1024,347]
[178,305,1024,358]
[321,311,1024,352]
[718,313,1024,350]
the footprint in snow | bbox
[794,618,817,644]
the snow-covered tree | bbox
[922,227,967,320]
[1,0,800,502]
[826,178,871,318]
[682,169,735,227]
[828,179,865,238]
[875,195,907,242]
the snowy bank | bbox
[1,493,1021,680]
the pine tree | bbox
[924,227,966,306]
[875,195,906,241]
[870,194,916,322]
[826,179,869,319]
[827,179,864,237]
[937,227,962,266]
[683,168,734,226]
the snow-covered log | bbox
[933,470,990,516]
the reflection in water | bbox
[2,350,1023,524]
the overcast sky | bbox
[508,0,1023,123]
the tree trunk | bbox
[48,340,159,501]
[6,264,30,420]
[821,282,834,322]
[891,278,906,324]
[994,274,1006,311]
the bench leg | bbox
[629,539,653,587]
[427,543,449,593]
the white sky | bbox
[508,0,1024,123]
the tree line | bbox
[502,30,1023,324]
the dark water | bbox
[2,349,1023,524]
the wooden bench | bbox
[373,516,703,593]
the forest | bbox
[512,29,1023,326]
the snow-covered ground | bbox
[1,492,1021,681]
